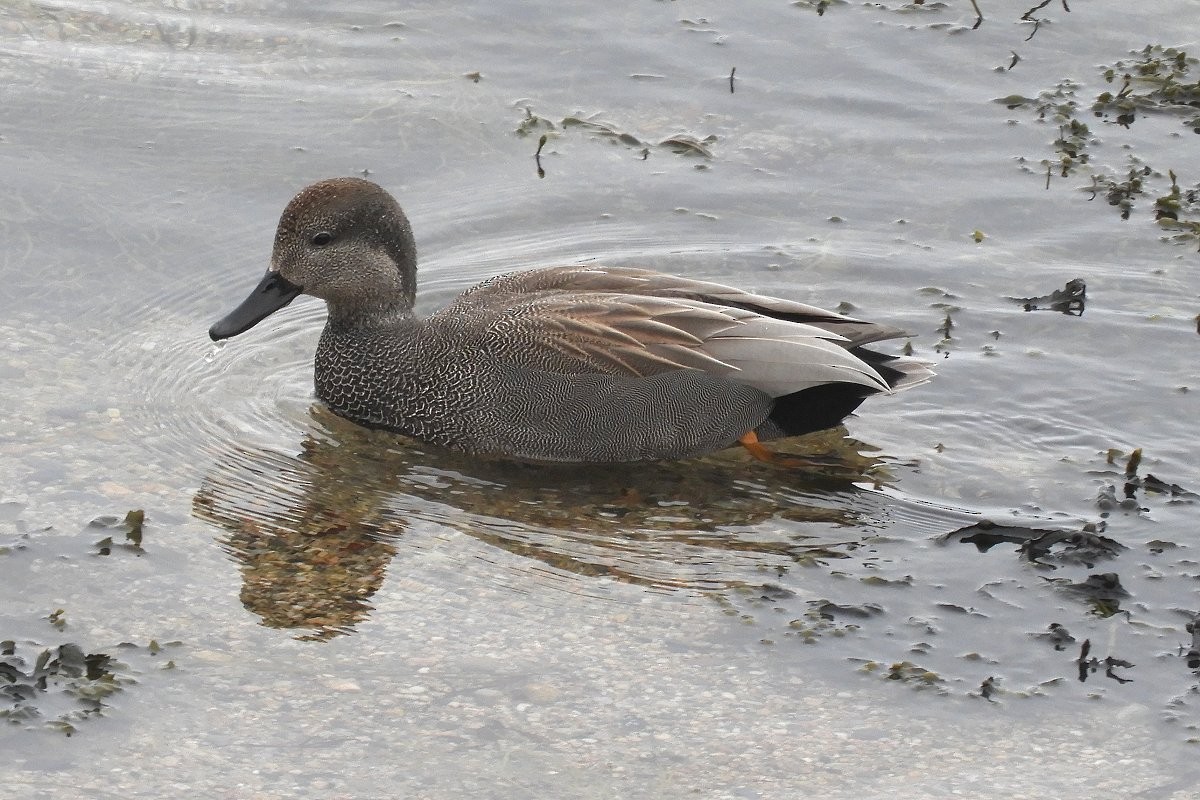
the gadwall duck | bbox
[210,178,931,464]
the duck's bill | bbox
[209,271,303,341]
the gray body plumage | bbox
[210,178,932,464]
[315,303,774,462]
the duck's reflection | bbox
[193,406,896,640]
[192,432,404,640]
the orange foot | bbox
[737,431,837,470]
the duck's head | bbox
[209,178,418,341]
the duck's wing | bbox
[434,266,891,396]
[450,265,909,347]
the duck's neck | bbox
[324,298,416,331]
[314,306,423,428]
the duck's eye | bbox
[311,231,334,246]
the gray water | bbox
[2,1,1199,797]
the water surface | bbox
[2,1,1198,797]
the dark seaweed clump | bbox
[1,640,128,736]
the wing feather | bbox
[433,265,904,396]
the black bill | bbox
[209,271,304,341]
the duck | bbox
[210,177,932,464]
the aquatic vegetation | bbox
[1186,618,1200,672]
[514,106,556,138]
[1,639,132,735]
[515,106,716,164]
[0,502,184,734]
[1096,447,1200,512]
[1000,82,1093,183]
[863,659,948,691]
[1094,46,1200,133]
[1007,278,1086,315]
[1047,572,1130,618]
[1075,638,1135,684]
[1018,0,1070,40]
[89,508,145,556]
[0,635,180,735]
[1152,171,1200,247]
[791,0,848,17]
[943,519,1124,569]
[841,0,1062,35]
[658,133,717,158]
[1003,46,1200,248]
[1031,622,1076,651]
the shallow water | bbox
[2,1,1199,797]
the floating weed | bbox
[0,3,299,54]
[89,509,147,557]
[942,519,1124,569]
[514,106,556,138]
[865,1,1066,34]
[561,114,644,148]
[795,0,1071,39]
[1044,572,1131,617]
[1092,447,1199,512]
[932,312,955,356]
[884,660,946,689]
[792,0,847,16]
[995,79,1082,120]
[996,80,1092,177]
[1019,0,1071,41]
[1154,170,1200,248]
[1075,638,1136,684]
[534,134,549,179]
[1124,448,1143,478]
[1154,170,1197,220]
[1094,45,1200,133]
[47,608,66,631]
[0,639,146,735]
[1006,277,1086,315]
[783,600,883,643]
[786,614,861,644]
[1005,46,1200,248]
[1185,616,1200,672]
[1031,622,1077,651]
[1083,160,1154,221]
[520,108,717,162]
[658,134,717,158]
[863,657,995,698]
[1050,118,1093,177]
[865,1,952,16]
[860,574,913,587]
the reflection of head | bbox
[194,406,886,639]
[193,429,407,641]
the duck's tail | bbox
[758,347,934,439]
[856,348,936,393]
